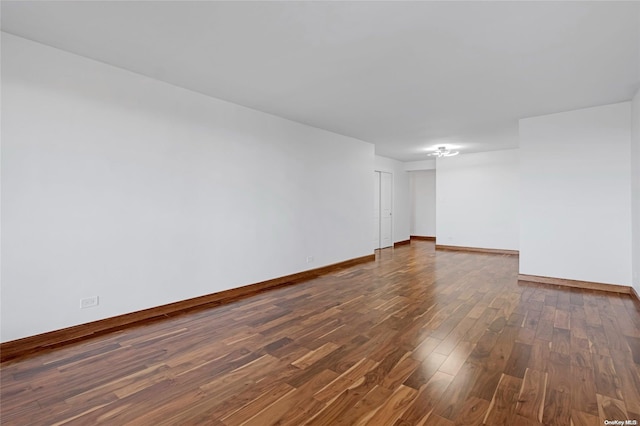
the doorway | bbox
[374,171,393,249]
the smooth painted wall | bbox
[519,102,632,286]
[632,89,640,294]
[1,34,374,342]
[409,170,436,237]
[374,155,410,243]
[404,159,436,171]
[436,149,519,251]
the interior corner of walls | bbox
[435,149,519,252]
[520,102,634,288]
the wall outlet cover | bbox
[80,296,99,309]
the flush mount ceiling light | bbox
[428,146,459,157]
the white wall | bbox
[520,102,632,286]
[409,170,436,237]
[436,149,519,251]
[404,159,436,171]
[374,155,410,243]
[1,34,374,342]
[632,90,640,294]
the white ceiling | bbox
[2,1,639,161]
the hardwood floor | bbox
[1,241,639,425]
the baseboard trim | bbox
[410,235,436,241]
[393,239,411,247]
[435,244,519,256]
[518,274,631,295]
[0,254,375,363]
[631,286,640,301]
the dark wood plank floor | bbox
[2,241,639,425]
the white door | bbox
[373,172,381,250]
[374,171,393,249]
[380,172,393,248]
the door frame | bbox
[374,170,393,249]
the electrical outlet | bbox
[80,296,99,309]
[306,256,314,263]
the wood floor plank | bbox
[555,309,571,330]
[570,365,598,416]
[238,369,336,426]
[570,409,599,426]
[432,360,482,420]
[609,350,640,414]
[586,325,611,357]
[626,336,640,364]
[422,414,455,426]
[1,241,638,426]
[596,394,629,425]
[552,328,572,356]
[394,371,453,426]
[504,341,532,379]
[542,351,572,425]
[260,368,337,425]
[403,351,448,390]
[483,373,523,425]
[313,357,379,402]
[334,384,393,425]
[468,324,519,401]
[291,342,340,369]
[515,368,547,423]
[380,354,420,390]
[438,340,475,376]
[410,336,441,362]
[592,354,625,400]
[452,396,490,426]
[219,382,295,425]
[362,384,417,425]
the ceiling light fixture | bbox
[428,146,459,157]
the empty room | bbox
[1,1,639,425]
